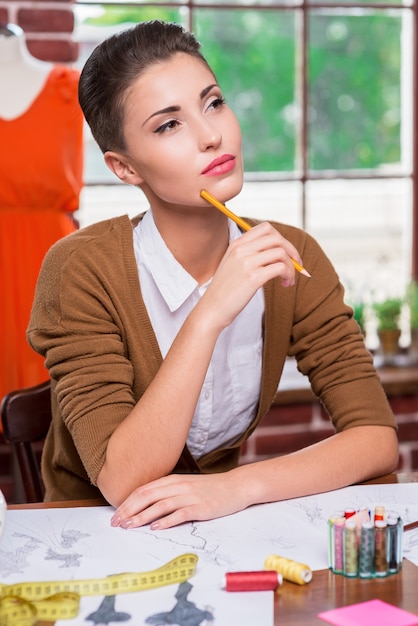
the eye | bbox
[208,97,226,111]
[154,119,181,134]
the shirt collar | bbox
[136,209,243,312]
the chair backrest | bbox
[1,380,51,503]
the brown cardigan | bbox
[28,214,396,502]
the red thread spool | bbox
[223,571,282,592]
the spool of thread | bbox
[328,511,345,569]
[374,520,388,576]
[328,516,336,569]
[359,520,375,578]
[344,520,358,577]
[264,554,312,585]
[387,516,399,573]
[333,517,345,574]
[222,571,282,592]
[395,516,403,570]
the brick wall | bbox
[240,395,418,472]
[0,0,78,62]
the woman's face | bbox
[106,53,243,211]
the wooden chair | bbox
[1,380,51,502]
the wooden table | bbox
[7,472,418,625]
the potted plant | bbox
[352,301,366,335]
[372,297,403,364]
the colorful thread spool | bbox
[374,520,388,577]
[395,515,404,570]
[332,517,345,574]
[359,520,375,578]
[264,554,312,585]
[387,516,400,573]
[222,571,282,592]
[343,520,358,577]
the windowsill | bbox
[274,357,418,406]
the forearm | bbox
[233,425,399,509]
[98,303,221,504]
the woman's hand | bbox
[199,222,303,332]
[110,471,248,530]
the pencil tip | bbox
[300,269,312,278]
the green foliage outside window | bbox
[309,13,401,170]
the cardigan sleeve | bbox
[27,216,156,485]
[277,223,396,433]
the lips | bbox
[201,154,235,176]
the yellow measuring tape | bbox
[0,552,198,625]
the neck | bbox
[152,206,230,285]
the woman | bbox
[28,20,398,529]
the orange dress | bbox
[0,65,84,403]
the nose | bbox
[198,117,222,151]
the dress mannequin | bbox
[0,24,52,119]
[0,24,84,406]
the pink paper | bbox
[318,599,418,626]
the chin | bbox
[217,174,244,203]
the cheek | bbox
[140,153,197,202]
[148,140,196,180]
[223,110,242,144]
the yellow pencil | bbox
[200,189,311,278]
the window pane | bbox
[194,9,297,172]
[309,0,407,6]
[79,0,186,3]
[306,178,411,298]
[197,0,296,4]
[308,10,404,172]
[229,180,303,227]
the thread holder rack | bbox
[328,506,403,579]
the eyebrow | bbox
[142,83,219,126]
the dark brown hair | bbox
[78,20,213,153]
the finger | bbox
[111,477,192,525]
[247,222,305,267]
[150,506,198,530]
[120,496,198,530]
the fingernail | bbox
[121,519,133,529]
[110,515,121,527]
[150,521,160,530]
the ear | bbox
[104,151,144,185]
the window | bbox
[74,0,416,345]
